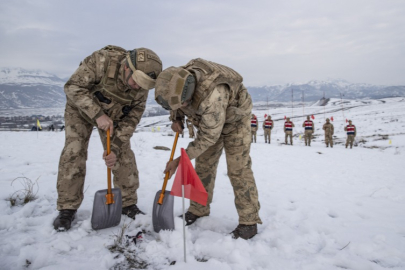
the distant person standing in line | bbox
[262,115,274,144]
[251,114,258,143]
[344,120,356,149]
[302,116,314,146]
[284,117,295,145]
[322,118,334,147]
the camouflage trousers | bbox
[325,133,333,146]
[285,131,293,145]
[346,135,355,148]
[264,129,271,143]
[189,116,262,225]
[304,130,313,145]
[251,127,257,143]
[56,103,139,210]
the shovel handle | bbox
[158,132,179,204]
[106,129,114,204]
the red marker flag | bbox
[170,148,208,206]
[331,116,334,121]
[346,119,348,123]
[284,115,286,120]
[264,114,267,119]
[311,115,315,119]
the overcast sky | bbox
[0,0,404,86]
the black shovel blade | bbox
[91,188,122,230]
[152,190,175,233]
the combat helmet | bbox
[155,67,196,111]
[126,48,162,90]
[326,118,330,122]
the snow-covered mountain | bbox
[248,79,405,102]
[0,68,66,110]
[2,67,405,110]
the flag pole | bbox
[182,184,187,263]
[302,90,305,117]
[323,91,326,120]
[291,88,294,119]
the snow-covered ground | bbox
[0,98,404,270]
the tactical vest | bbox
[91,45,139,106]
[176,58,251,127]
[304,120,313,130]
[264,120,273,129]
[346,125,355,135]
[182,58,243,110]
[80,45,147,124]
[251,118,258,127]
[285,122,293,131]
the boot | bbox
[326,143,329,147]
[179,211,201,226]
[122,204,145,219]
[231,224,257,240]
[345,144,348,148]
[53,209,77,231]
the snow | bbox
[1,98,405,269]
[0,68,65,86]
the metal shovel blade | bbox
[91,188,122,230]
[152,190,175,233]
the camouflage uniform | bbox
[302,116,314,146]
[251,115,258,143]
[284,118,295,145]
[322,119,334,147]
[262,116,273,144]
[186,119,195,138]
[57,45,161,210]
[344,120,356,149]
[162,59,262,225]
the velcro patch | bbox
[175,78,184,94]
[137,51,145,62]
[171,96,179,105]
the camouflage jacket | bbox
[64,46,149,155]
[323,123,334,135]
[171,83,252,160]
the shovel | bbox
[91,129,122,230]
[152,132,179,233]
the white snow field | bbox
[0,98,404,270]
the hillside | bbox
[248,79,405,102]
[1,68,405,110]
